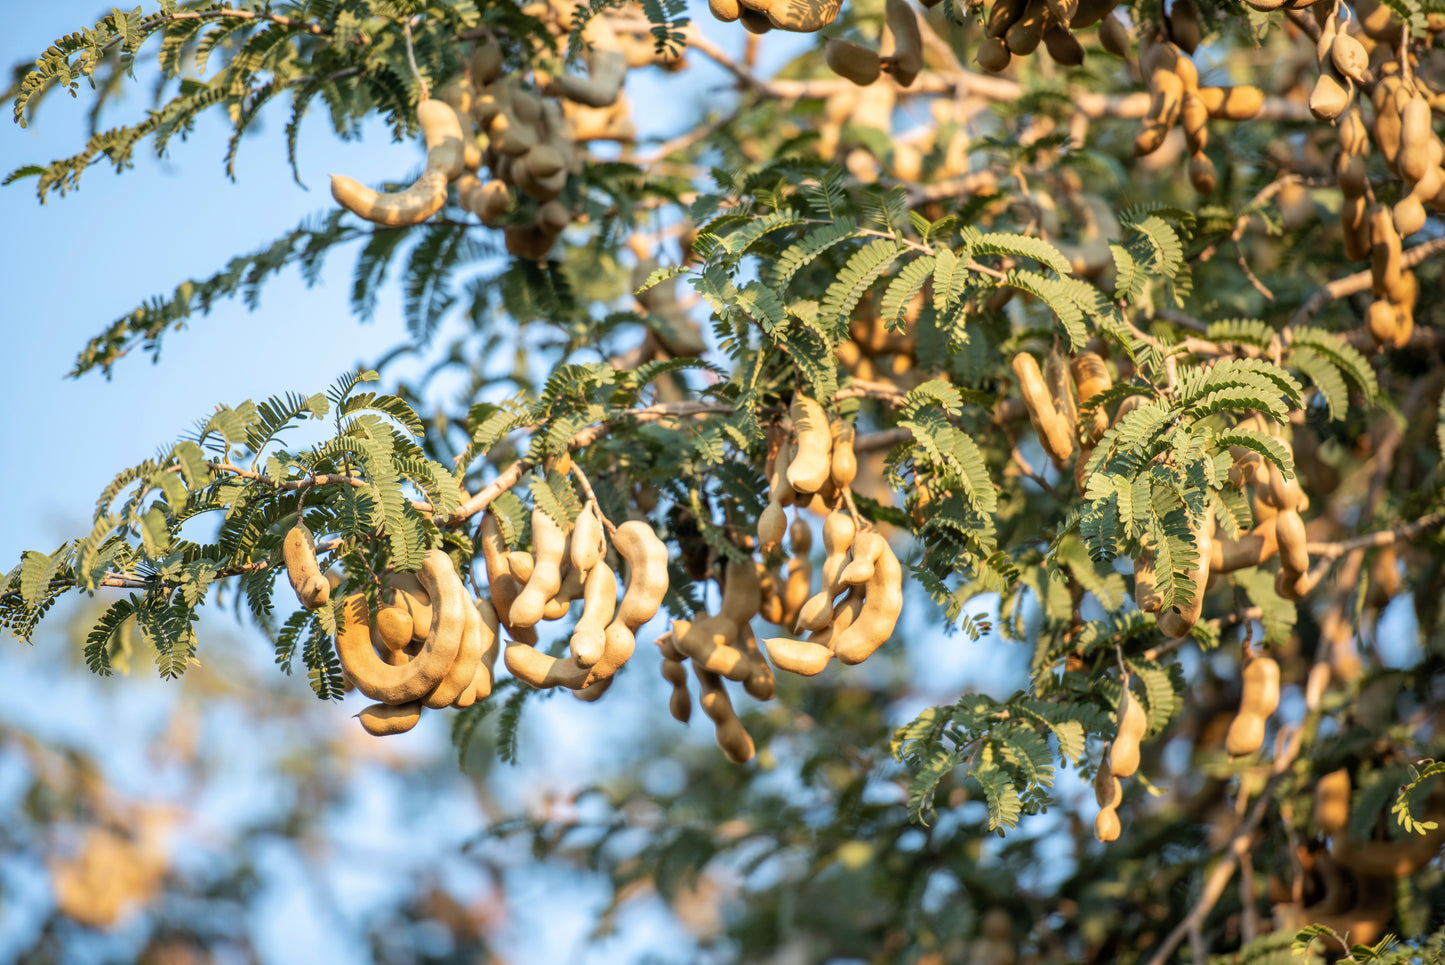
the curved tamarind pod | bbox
[1315,768,1351,836]
[881,0,924,85]
[424,591,485,709]
[375,606,415,652]
[830,421,858,490]
[987,0,1029,37]
[1330,32,1370,85]
[1095,751,1123,808]
[284,522,330,610]
[1013,353,1075,466]
[840,531,885,586]
[1045,348,1078,443]
[759,564,785,625]
[658,632,693,722]
[1369,204,1403,297]
[780,557,812,628]
[677,615,753,681]
[1225,654,1279,756]
[1157,516,1212,638]
[1196,85,1263,120]
[1168,0,1201,51]
[582,619,636,687]
[1098,13,1130,58]
[694,665,755,764]
[1398,93,1436,184]
[524,143,566,179]
[709,0,741,20]
[458,598,501,704]
[832,540,903,665]
[570,561,617,668]
[1071,352,1113,444]
[571,503,604,574]
[1310,72,1353,122]
[1373,77,1406,171]
[1134,69,1184,157]
[786,396,833,495]
[1264,461,1304,512]
[1095,805,1121,842]
[719,558,762,627]
[739,7,774,32]
[1042,26,1084,66]
[614,520,669,630]
[1368,298,1403,345]
[546,16,628,107]
[542,558,586,621]
[331,98,464,225]
[336,551,464,704]
[1005,0,1047,54]
[511,509,566,628]
[1134,548,1162,613]
[825,39,882,86]
[386,572,434,641]
[976,36,1012,71]
[440,83,483,172]
[1181,92,1208,155]
[1275,508,1309,575]
[1108,683,1148,777]
[474,180,512,226]
[508,550,536,582]
[1275,564,1310,601]
[737,623,776,700]
[766,0,843,29]
[763,635,833,675]
[358,702,424,736]
[504,640,590,689]
[799,511,858,631]
[1211,518,1279,573]
[1069,0,1116,26]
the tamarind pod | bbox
[1041,25,1084,66]
[1133,68,1184,158]
[511,509,566,628]
[441,84,483,172]
[769,427,798,506]
[987,0,1029,37]
[1225,655,1279,756]
[1342,195,1371,261]
[1368,546,1402,606]
[758,503,788,556]
[1181,92,1209,155]
[1168,0,1201,52]
[738,623,776,701]
[374,606,415,652]
[1171,51,1199,93]
[787,396,833,495]
[780,558,812,627]
[1094,751,1123,807]
[1095,805,1121,842]
[1157,516,1212,638]
[581,619,636,686]
[570,561,617,668]
[458,598,501,705]
[541,563,584,622]
[1211,518,1279,573]
[284,522,331,610]
[424,591,485,709]
[474,180,512,226]
[1339,106,1370,156]
[1334,822,1445,877]
[1005,0,1047,54]
[488,110,538,157]
[798,511,858,631]
[766,0,843,29]
[1069,0,1116,27]
[1074,445,1093,496]
[1134,549,1162,613]
[709,0,741,20]
[336,551,464,704]
[1139,39,1177,78]
[1275,508,1309,574]
[1392,302,1415,349]
[524,143,566,180]
[976,36,1012,71]
[1045,0,1078,26]
[758,565,785,625]
[1186,152,1216,194]
[572,676,613,702]
[547,19,627,107]
[358,702,424,736]
[1399,94,1436,184]
[719,558,763,628]
[1045,348,1078,443]
[658,634,693,722]
[1196,85,1264,120]
[881,0,924,85]
[790,515,813,555]
[1098,13,1130,58]
[1275,565,1309,600]
[504,640,590,689]
[1338,152,1368,201]
[825,39,882,86]
[739,7,774,32]
[614,520,669,630]
[1264,461,1304,512]
[832,540,903,665]
[513,162,568,203]
[1013,353,1075,466]
[830,421,858,490]
[571,503,604,574]
[387,572,434,641]
[840,531,886,586]
[469,38,504,85]
[1395,193,1428,238]
[763,635,834,675]
[418,98,467,180]
[1108,684,1148,777]
[1374,78,1405,169]
[332,170,449,227]
[694,665,755,764]
[1330,32,1370,84]
[677,615,753,682]
[1369,204,1403,296]
[1315,768,1351,836]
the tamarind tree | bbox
[8,0,1445,960]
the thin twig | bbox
[403,20,428,102]
[569,463,619,538]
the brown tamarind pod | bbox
[1309,72,1353,122]
[375,607,414,652]
[1181,91,1208,155]
[1108,681,1148,777]
[1188,152,1216,194]
[1045,348,1078,442]
[1196,85,1264,120]
[1098,13,1130,58]
[1367,547,1402,606]
[694,665,755,763]
[1094,751,1123,808]
[1341,194,1371,262]
[1045,0,1079,26]
[766,0,843,30]
[358,701,424,736]
[1167,0,1201,53]
[1225,654,1280,756]
[787,395,833,495]
[976,36,1013,71]
[988,0,1029,37]
[737,623,777,701]
[798,510,857,631]
[1367,298,1402,346]
[709,0,741,20]
[1134,69,1184,157]
[739,7,774,31]
[881,0,924,86]
[830,420,858,490]
[1211,517,1278,573]
[1013,353,1075,467]
[1374,76,1406,170]
[423,591,486,709]
[1070,352,1112,443]
[1005,0,1047,54]
[283,522,330,610]
[1157,514,1211,638]
[831,539,903,665]
[1069,0,1117,27]
[469,38,504,85]
[1095,805,1121,842]
[658,631,693,722]
[1275,508,1308,575]
[1399,93,1437,184]
[825,39,882,86]
[331,99,461,227]
[1369,203,1403,296]
[1315,768,1351,836]
[1329,32,1370,85]
[1042,26,1085,66]
[1134,548,1162,613]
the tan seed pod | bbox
[767,0,843,30]
[709,0,741,20]
[798,510,858,631]
[1275,565,1310,601]
[1069,0,1117,27]
[1181,92,1209,155]
[1394,195,1427,237]
[1367,298,1402,345]
[787,395,833,495]
[1095,750,1123,808]
[387,572,434,641]
[458,598,501,705]
[695,665,755,763]
[1042,25,1084,66]
[1275,508,1309,575]
[470,39,505,85]
[1013,353,1075,466]
[1315,768,1352,836]
[336,550,464,704]
[1370,203,1403,296]
[581,618,637,686]
[331,99,464,226]
[976,35,1013,71]
[423,591,486,709]
[988,0,1029,36]
[1398,93,1436,184]
[737,622,776,701]
[570,561,617,667]
[358,701,424,736]
[1095,805,1121,842]
[830,420,858,490]
[1211,518,1278,573]
[1005,0,1047,54]
[1134,548,1162,613]
[739,7,774,32]
[510,508,567,628]
[283,522,330,610]
[1108,681,1148,777]
[1168,0,1201,53]
[1098,13,1130,58]
[1157,512,1211,638]
[1309,72,1352,122]
[504,640,589,689]
[375,606,414,651]
[1188,152,1216,194]
[1046,0,1079,26]
[1133,69,1184,157]
[571,502,604,574]
[541,562,584,621]
[840,531,885,586]
[614,520,670,630]
[1071,352,1112,443]
[1045,347,1078,442]
[825,39,882,86]
[1330,31,1370,84]
[763,634,834,675]
[780,556,812,628]
[1225,655,1279,756]
[678,615,753,681]
[831,539,903,665]
[1196,85,1264,120]
[658,631,693,722]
